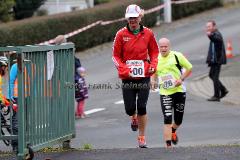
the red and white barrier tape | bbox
[39,39,55,45]
[39,21,102,45]
[101,18,126,26]
[64,20,102,38]
[39,0,201,45]
[144,4,165,14]
[172,0,202,5]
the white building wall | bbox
[39,0,94,15]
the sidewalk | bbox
[187,55,240,105]
[1,145,240,160]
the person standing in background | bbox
[53,35,82,72]
[205,20,228,102]
[75,67,88,119]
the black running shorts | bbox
[122,77,150,116]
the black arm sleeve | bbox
[75,57,81,69]
[208,31,223,42]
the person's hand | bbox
[206,31,211,36]
[148,67,155,74]
[150,80,158,91]
[129,69,133,77]
[175,79,183,87]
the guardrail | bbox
[0,43,75,160]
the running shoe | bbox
[171,132,178,145]
[131,118,138,131]
[165,140,172,149]
[165,144,172,149]
[138,136,147,148]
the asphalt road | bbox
[68,4,240,150]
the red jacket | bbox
[112,25,159,79]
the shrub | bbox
[172,0,222,20]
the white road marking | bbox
[114,100,124,104]
[84,108,106,115]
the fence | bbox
[0,43,75,159]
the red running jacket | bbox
[112,25,159,79]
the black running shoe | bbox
[220,90,229,98]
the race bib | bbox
[159,74,175,89]
[126,60,145,77]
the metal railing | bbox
[0,43,75,160]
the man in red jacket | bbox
[112,4,159,148]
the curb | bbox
[188,59,240,105]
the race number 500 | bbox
[126,60,145,77]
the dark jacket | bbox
[206,30,227,66]
[75,57,81,72]
[75,73,88,102]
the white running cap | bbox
[125,4,142,18]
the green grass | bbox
[82,143,93,150]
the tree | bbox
[94,0,111,5]
[0,0,15,22]
[13,0,46,20]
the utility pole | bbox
[164,0,172,23]
[56,0,59,13]
[85,0,91,8]
[156,0,162,25]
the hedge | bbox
[171,0,222,20]
[0,0,222,51]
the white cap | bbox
[77,67,86,74]
[125,4,142,18]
